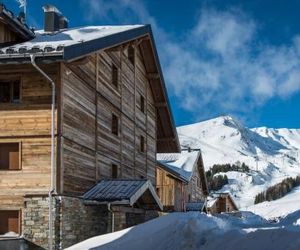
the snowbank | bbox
[67,211,300,250]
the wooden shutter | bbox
[0,210,20,235]
[0,143,20,170]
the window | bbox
[140,135,145,153]
[0,143,20,170]
[111,114,119,136]
[0,210,20,235]
[112,64,118,88]
[140,95,145,113]
[128,45,135,65]
[188,194,191,202]
[111,164,118,179]
[0,80,20,103]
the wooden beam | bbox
[147,72,160,80]
[155,102,167,108]
[111,206,145,214]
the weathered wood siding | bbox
[186,167,206,202]
[156,167,183,211]
[61,43,157,195]
[0,64,59,209]
[0,22,19,45]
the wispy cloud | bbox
[82,1,300,123]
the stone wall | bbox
[23,195,57,250]
[22,195,156,249]
[59,196,109,249]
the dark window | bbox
[0,143,20,170]
[0,210,20,235]
[128,45,135,65]
[111,114,119,136]
[188,194,191,202]
[140,95,145,113]
[112,64,118,88]
[0,80,21,103]
[111,164,118,179]
[140,136,145,153]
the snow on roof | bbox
[207,197,218,208]
[0,25,144,55]
[157,151,199,182]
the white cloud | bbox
[82,1,300,123]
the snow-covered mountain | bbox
[177,116,300,208]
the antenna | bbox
[16,0,27,19]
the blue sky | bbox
[4,0,300,128]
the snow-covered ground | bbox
[177,115,300,208]
[67,211,300,250]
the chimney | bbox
[43,5,68,32]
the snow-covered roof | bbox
[0,25,144,56]
[0,24,152,64]
[157,151,200,182]
[83,179,163,210]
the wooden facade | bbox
[156,152,209,212]
[207,193,238,215]
[156,167,184,211]
[0,64,59,210]
[60,45,158,195]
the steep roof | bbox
[83,179,163,210]
[0,23,180,153]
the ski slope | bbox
[177,116,300,208]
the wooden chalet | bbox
[0,4,180,249]
[156,150,209,212]
[207,192,238,215]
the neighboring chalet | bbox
[156,149,209,212]
[0,4,180,249]
[207,192,239,215]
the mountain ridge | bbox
[177,115,300,208]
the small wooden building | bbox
[207,192,238,215]
[156,150,209,212]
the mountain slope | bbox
[177,116,300,208]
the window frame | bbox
[111,63,119,89]
[128,45,135,65]
[0,209,22,236]
[140,135,145,153]
[111,164,118,179]
[0,78,22,104]
[140,94,145,113]
[111,113,119,136]
[0,142,22,171]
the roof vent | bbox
[43,5,68,32]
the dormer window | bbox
[0,80,21,103]
[128,45,135,65]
